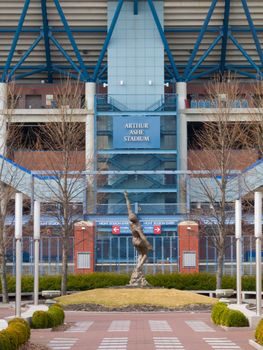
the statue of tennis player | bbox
[124,191,152,286]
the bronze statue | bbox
[124,191,152,287]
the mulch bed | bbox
[63,303,213,312]
[21,342,50,350]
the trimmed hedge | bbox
[0,318,30,350]
[255,319,263,345]
[0,273,259,293]
[211,302,249,327]
[31,304,65,329]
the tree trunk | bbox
[0,243,9,303]
[61,235,68,295]
[216,247,224,289]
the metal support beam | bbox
[134,0,138,15]
[2,0,31,82]
[147,0,180,81]
[41,0,53,83]
[220,0,231,74]
[53,0,89,81]
[241,0,263,67]
[184,0,218,80]
[187,34,222,80]
[8,35,42,80]
[93,0,124,81]
[49,35,82,76]
[229,34,262,76]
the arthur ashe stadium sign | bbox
[113,116,160,149]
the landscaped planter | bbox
[221,325,251,331]
[249,339,263,350]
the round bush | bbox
[0,331,11,350]
[224,310,249,327]
[31,310,49,329]
[49,305,65,322]
[211,302,227,325]
[8,318,30,341]
[255,319,263,345]
[220,308,231,326]
[1,329,17,350]
[7,322,28,346]
[48,306,65,327]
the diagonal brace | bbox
[41,0,53,83]
[93,0,124,81]
[184,0,218,79]
[147,0,180,81]
[53,0,88,81]
[2,0,31,82]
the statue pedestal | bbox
[129,269,150,287]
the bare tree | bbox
[37,77,87,295]
[0,82,24,303]
[189,75,252,288]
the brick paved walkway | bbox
[28,311,254,350]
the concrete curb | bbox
[249,339,263,350]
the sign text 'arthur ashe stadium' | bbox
[113,116,160,149]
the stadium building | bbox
[0,0,263,274]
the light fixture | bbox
[120,80,124,85]
[164,82,169,87]
[148,80,152,85]
[103,83,108,88]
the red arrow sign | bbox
[112,225,120,234]
[154,225,162,234]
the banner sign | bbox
[113,116,160,149]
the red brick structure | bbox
[74,221,96,274]
[178,221,199,273]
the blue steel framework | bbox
[1,0,263,82]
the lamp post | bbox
[235,199,242,305]
[255,191,262,316]
[33,201,40,306]
[15,193,23,317]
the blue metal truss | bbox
[2,0,263,83]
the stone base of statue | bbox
[129,268,151,287]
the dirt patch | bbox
[63,303,213,312]
[21,342,51,350]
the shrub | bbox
[255,319,263,345]
[220,308,231,326]
[7,322,28,346]
[8,318,30,341]
[0,331,11,350]
[211,302,227,325]
[1,329,17,350]
[223,310,249,327]
[48,305,65,327]
[31,311,49,329]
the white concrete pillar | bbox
[255,191,262,316]
[176,82,187,111]
[85,82,96,213]
[33,201,40,306]
[176,82,187,212]
[235,199,242,305]
[15,193,23,317]
[85,82,96,167]
[0,83,7,155]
